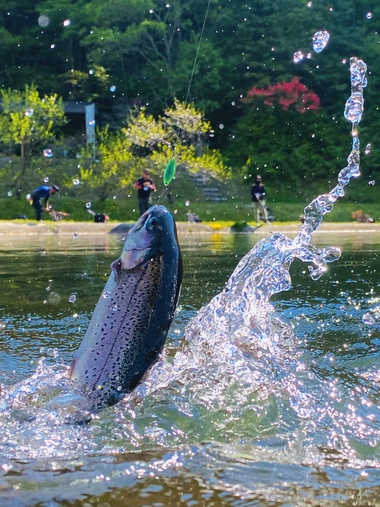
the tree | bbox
[78,99,229,199]
[123,99,229,178]
[0,85,67,192]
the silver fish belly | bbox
[68,205,182,414]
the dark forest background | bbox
[0,0,379,200]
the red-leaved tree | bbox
[244,77,319,113]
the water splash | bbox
[312,30,330,53]
[293,51,305,64]
[179,57,366,359]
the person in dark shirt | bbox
[28,184,60,221]
[136,169,156,216]
[251,175,269,226]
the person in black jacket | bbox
[27,184,60,221]
[251,175,269,226]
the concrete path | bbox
[0,220,378,236]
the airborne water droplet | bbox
[103,291,111,299]
[344,92,364,124]
[293,51,305,64]
[86,202,92,209]
[69,294,76,303]
[362,312,376,325]
[364,143,372,155]
[312,31,330,53]
[366,12,373,20]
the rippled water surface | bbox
[1,231,380,506]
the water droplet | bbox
[25,108,33,117]
[231,101,236,106]
[344,92,364,123]
[185,200,190,206]
[110,85,116,92]
[113,195,117,200]
[312,30,330,53]
[38,15,50,27]
[73,179,80,185]
[219,124,224,129]
[307,1,312,6]
[43,149,53,158]
[103,291,111,299]
[362,312,376,325]
[325,352,335,363]
[69,294,76,303]
[46,286,51,292]
[89,69,94,75]
[293,51,305,64]
[73,232,78,239]
[365,143,372,155]
[50,44,55,49]
[43,176,49,183]
[369,180,375,186]
[112,304,119,312]
[86,202,92,209]
[62,19,71,27]
[7,191,12,197]
[366,12,373,20]
[174,209,178,214]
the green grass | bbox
[0,164,378,223]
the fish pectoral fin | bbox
[111,258,122,282]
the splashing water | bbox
[312,30,330,53]
[293,51,305,64]
[176,57,366,360]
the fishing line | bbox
[159,0,212,199]
[185,0,212,105]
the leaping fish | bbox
[68,205,182,418]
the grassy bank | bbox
[0,163,378,224]
[1,195,378,225]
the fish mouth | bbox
[120,206,168,271]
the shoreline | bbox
[0,220,378,236]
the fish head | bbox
[119,205,177,272]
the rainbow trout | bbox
[68,205,182,415]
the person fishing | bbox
[250,175,270,226]
[136,169,156,216]
[27,184,60,221]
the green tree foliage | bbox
[0,85,66,192]
[79,100,229,199]
[0,0,380,191]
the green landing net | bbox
[163,159,177,186]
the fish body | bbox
[69,205,182,413]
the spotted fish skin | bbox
[68,205,182,413]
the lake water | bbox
[1,231,380,506]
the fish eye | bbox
[147,217,162,231]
